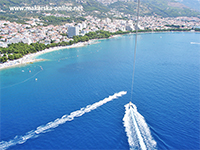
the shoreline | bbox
[0,31,198,70]
[0,40,98,70]
[127,30,200,35]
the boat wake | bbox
[0,91,127,150]
[190,42,200,45]
[123,102,157,150]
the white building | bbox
[138,24,144,30]
[77,23,83,31]
[21,37,32,45]
[81,30,89,36]
[8,37,21,44]
[0,42,7,47]
[106,18,112,24]
[118,26,126,31]
[82,22,87,29]
[68,26,79,38]
[126,25,135,31]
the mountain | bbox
[0,0,108,12]
[0,0,75,7]
[0,0,199,20]
[0,0,109,16]
[108,0,200,17]
[175,0,200,12]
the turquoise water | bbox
[0,32,200,149]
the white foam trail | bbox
[190,42,200,45]
[0,91,127,150]
[130,106,147,150]
[123,102,157,150]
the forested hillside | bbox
[108,0,200,17]
[0,0,199,24]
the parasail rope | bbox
[130,0,140,101]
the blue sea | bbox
[0,32,200,150]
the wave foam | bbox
[123,102,157,150]
[0,91,127,150]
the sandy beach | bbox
[0,34,122,70]
[0,40,99,70]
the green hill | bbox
[0,0,75,7]
[0,0,108,12]
[108,0,200,17]
[0,0,199,24]
[175,0,200,12]
[81,0,109,13]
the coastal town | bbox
[0,14,200,69]
[1,15,199,47]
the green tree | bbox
[0,56,8,63]
[8,54,14,60]
[14,53,22,59]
